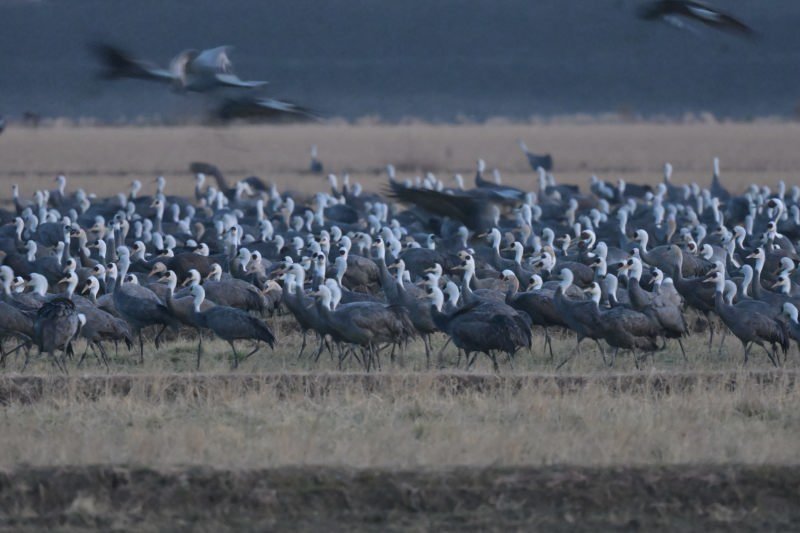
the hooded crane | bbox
[115,246,180,361]
[59,270,133,370]
[583,282,661,367]
[618,257,689,358]
[704,271,787,366]
[311,284,415,371]
[159,270,216,369]
[32,297,83,373]
[188,283,275,368]
[427,285,530,371]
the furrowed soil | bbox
[1,465,798,531]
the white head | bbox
[188,283,206,311]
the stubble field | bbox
[1,122,800,529]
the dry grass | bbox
[0,370,797,469]
[0,318,797,469]
[1,122,799,200]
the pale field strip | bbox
[1,123,799,201]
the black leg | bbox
[678,338,688,362]
[138,331,145,364]
[556,336,583,370]
[196,330,203,370]
[242,342,260,361]
[297,331,307,359]
[153,324,168,348]
[228,340,239,369]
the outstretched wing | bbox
[637,1,754,37]
[682,1,754,35]
[214,73,269,89]
[386,182,511,231]
[518,140,553,172]
[89,42,175,83]
[215,96,320,122]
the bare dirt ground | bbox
[1,122,799,201]
[2,465,799,531]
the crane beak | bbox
[57,276,70,285]
[771,280,784,289]
[181,277,193,287]
[746,252,758,259]
[80,284,90,295]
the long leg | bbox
[242,342,261,361]
[228,340,239,369]
[77,341,91,368]
[677,338,688,362]
[594,339,607,365]
[153,324,168,349]
[708,317,715,352]
[556,336,583,370]
[489,352,499,372]
[312,334,326,362]
[436,337,453,366]
[464,351,476,370]
[325,338,334,361]
[297,331,308,359]
[96,342,111,372]
[86,342,103,368]
[138,331,145,364]
[544,328,554,361]
[362,346,371,372]
[195,330,203,370]
[53,348,68,374]
[375,344,383,371]
[2,340,29,366]
[742,341,750,365]
[196,329,204,370]
[757,341,777,367]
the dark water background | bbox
[0,0,798,122]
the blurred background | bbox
[0,0,797,123]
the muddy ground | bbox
[0,465,798,531]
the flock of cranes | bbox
[0,142,798,373]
